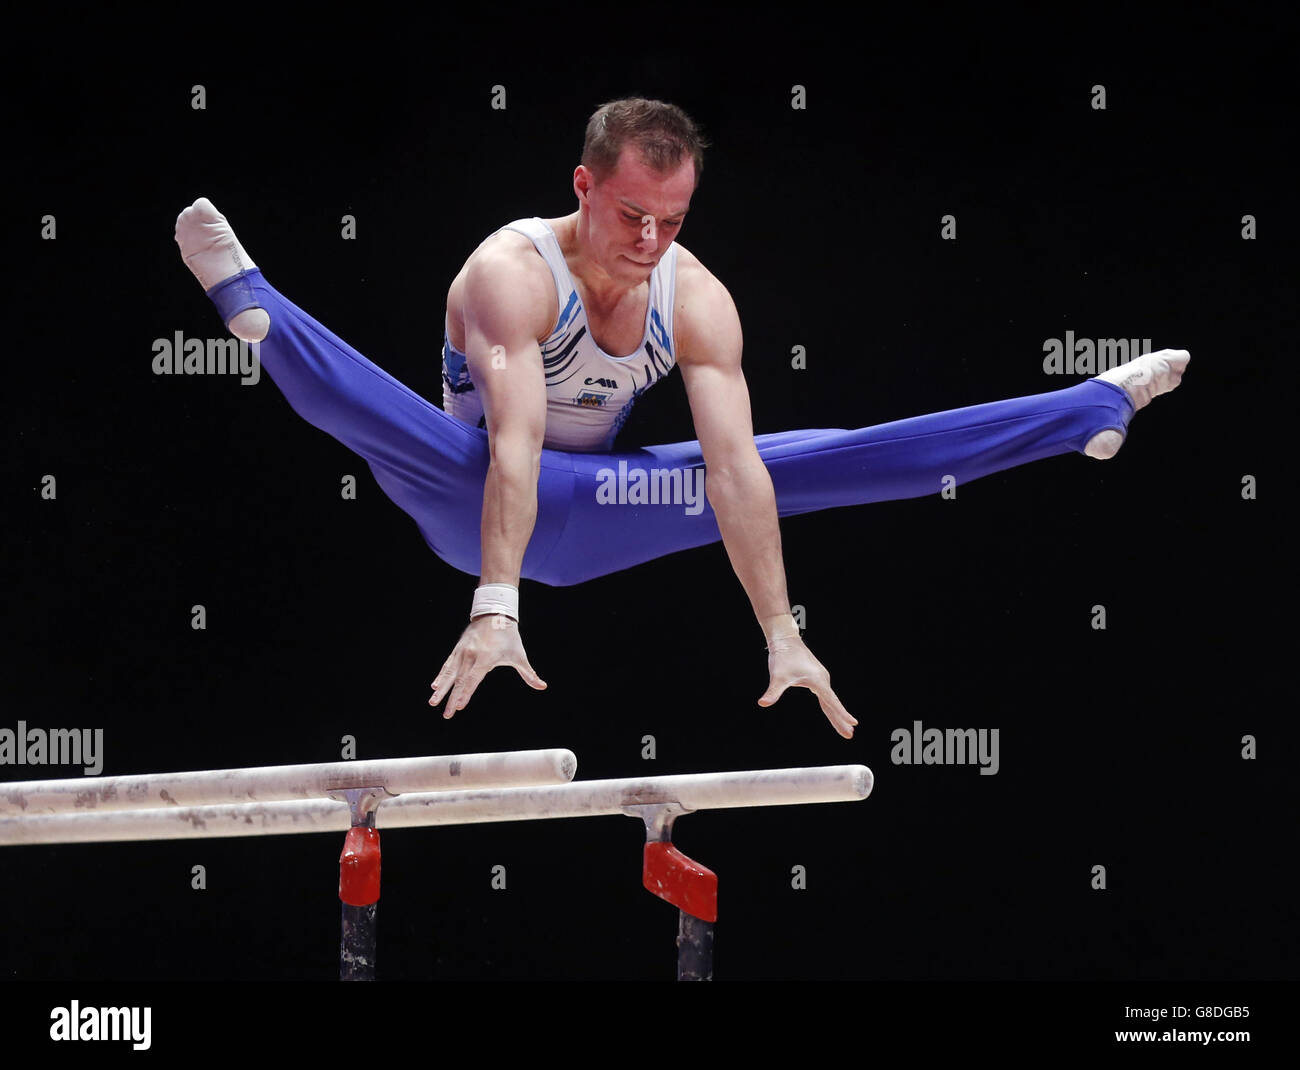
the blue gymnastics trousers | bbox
[206,269,1135,587]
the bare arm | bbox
[677,274,791,636]
[429,242,551,716]
[462,246,550,584]
[677,268,857,738]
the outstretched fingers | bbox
[430,622,548,718]
[815,682,858,740]
[760,644,858,739]
[445,654,487,719]
[431,651,477,715]
[512,657,548,691]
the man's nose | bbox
[637,216,659,251]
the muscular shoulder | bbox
[671,243,742,367]
[455,228,556,343]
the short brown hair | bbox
[582,98,709,190]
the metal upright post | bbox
[334,786,389,982]
[629,802,719,981]
[676,912,714,982]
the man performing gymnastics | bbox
[174,98,1188,740]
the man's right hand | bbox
[429,615,547,718]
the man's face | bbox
[578,145,694,281]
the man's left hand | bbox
[758,635,857,739]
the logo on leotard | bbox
[584,376,618,389]
[575,389,613,408]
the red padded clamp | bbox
[339,826,382,906]
[643,842,718,922]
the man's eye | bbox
[623,214,681,226]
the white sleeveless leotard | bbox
[441,217,679,452]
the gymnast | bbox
[175,98,1188,740]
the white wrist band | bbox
[763,613,799,646]
[471,583,519,622]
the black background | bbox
[1,6,1292,1050]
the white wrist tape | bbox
[470,583,519,622]
[763,613,800,646]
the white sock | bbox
[1084,348,1191,459]
[1096,348,1191,411]
[1084,429,1125,460]
[174,197,270,342]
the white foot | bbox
[174,197,270,343]
[1084,429,1124,460]
[1084,348,1191,459]
[1097,348,1191,411]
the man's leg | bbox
[176,198,1187,589]
[537,360,1190,585]
[175,198,576,582]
